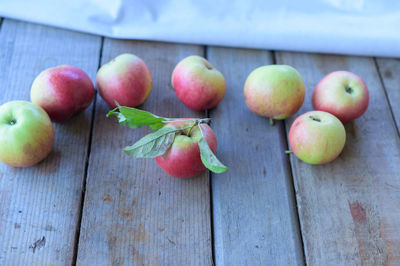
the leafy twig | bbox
[107,105,227,174]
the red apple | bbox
[30,65,95,123]
[288,111,346,164]
[155,121,217,178]
[0,101,54,167]
[312,70,369,124]
[96,53,152,108]
[172,55,226,111]
[244,65,305,122]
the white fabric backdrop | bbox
[0,0,399,57]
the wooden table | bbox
[0,18,399,266]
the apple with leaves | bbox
[288,110,346,164]
[154,121,217,178]
[172,55,226,111]
[31,65,95,122]
[97,53,152,108]
[244,65,305,125]
[107,105,227,178]
[312,70,369,124]
[0,101,54,167]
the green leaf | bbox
[198,126,228,174]
[123,126,191,158]
[107,106,167,130]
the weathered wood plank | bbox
[376,58,400,134]
[77,40,212,265]
[0,20,101,265]
[276,52,400,265]
[208,47,304,265]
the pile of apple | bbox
[244,66,369,164]
[0,54,227,178]
[0,51,369,178]
[0,54,152,167]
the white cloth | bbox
[1,0,399,57]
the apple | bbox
[288,111,346,164]
[155,121,217,178]
[96,53,152,108]
[172,55,226,111]
[312,71,369,124]
[244,65,305,122]
[0,101,54,167]
[30,65,95,123]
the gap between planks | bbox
[71,37,105,266]
[373,58,400,138]
[204,45,217,266]
[208,47,304,265]
[271,51,307,266]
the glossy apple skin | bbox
[172,55,226,111]
[312,71,369,124]
[0,101,54,167]
[288,111,346,164]
[97,53,152,108]
[244,65,305,119]
[155,121,217,178]
[31,65,95,123]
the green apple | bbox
[0,101,54,167]
[244,65,305,122]
[288,111,346,164]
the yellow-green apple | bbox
[288,111,346,164]
[312,70,369,124]
[0,101,54,167]
[31,65,95,123]
[155,121,217,178]
[244,65,305,123]
[171,55,226,111]
[96,53,152,108]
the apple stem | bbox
[166,118,211,124]
[285,150,293,154]
[269,118,275,126]
[187,121,197,137]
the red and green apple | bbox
[172,55,226,111]
[288,110,346,164]
[97,53,152,108]
[31,65,95,123]
[154,121,217,178]
[312,70,369,124]
[244,65,305,123]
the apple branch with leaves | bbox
[107,104,228,174]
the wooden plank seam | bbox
[71,36,105,265]
[373,58,400,138]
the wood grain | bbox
[376,58,400,134]
[76,40,213,265]
[0,19,101,265]
[207,47,304,265]
[277,52,400,265]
